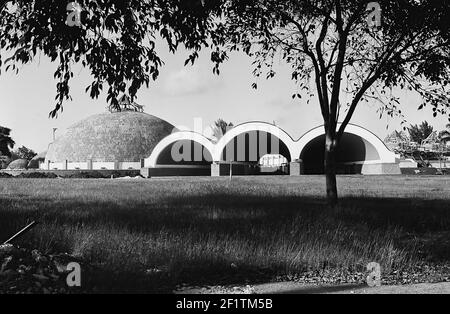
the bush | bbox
[16,172,58,179]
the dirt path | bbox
[253,282,450,294]
[176,282,450,294]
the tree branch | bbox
[269,5,330,120]
[316,13,331,123]
[328,0,347,130]
[337,71,382,140]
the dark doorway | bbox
[300,133,380,174]
[220,131,291,175]
[156,140,212,166]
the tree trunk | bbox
[324,132,338,207]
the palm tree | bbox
[0,126,15,157]
[408,121,434,145]
[438,124,450,169]
[439,124,450,144]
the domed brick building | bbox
[7,158,30,170]
[43,110,175,171]
[40,97,400,175]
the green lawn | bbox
[0,176,449,292]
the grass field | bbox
[0,176,449,292]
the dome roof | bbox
[7,159,29,169]
[45,112,175,163]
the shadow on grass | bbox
[275,283,367,294]
[0,188,449,292]
[1,193,449,232]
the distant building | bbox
[43,111,175,171]
[420,131,441,152]
[384,131,412,152]
[41,101,401,175]
[259,154,288,167]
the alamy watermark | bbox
[66,2,83,27]
[366,262,382,287]
[169,118,283,164]
[66,2,382,29]
[366,2,382,28]
[66,262,81,287]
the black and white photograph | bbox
[0,0,449,303]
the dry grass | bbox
[0,175,449,292]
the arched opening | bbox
[156,140,212,166]
[144,130,216,176]
[150,139,213,176]
[300,133,380,174]
[219,131,292,175]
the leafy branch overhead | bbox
[215,0,450,141]
[199,0,449,204]
[1,0,448,128]
[0,0,224,117]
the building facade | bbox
[43,110,401,176]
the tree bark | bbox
[324,130,338,207]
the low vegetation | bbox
[0,176,449,292]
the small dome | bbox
[45,112,175,163]
[7,159,29,169]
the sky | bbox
[0,42,449,154]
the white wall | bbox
[118,162,141,170]
[48,162,63,170]
[92,162,115,170]
[399,159,418,168]
[42,161,142,170]
[67,162,88,170]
